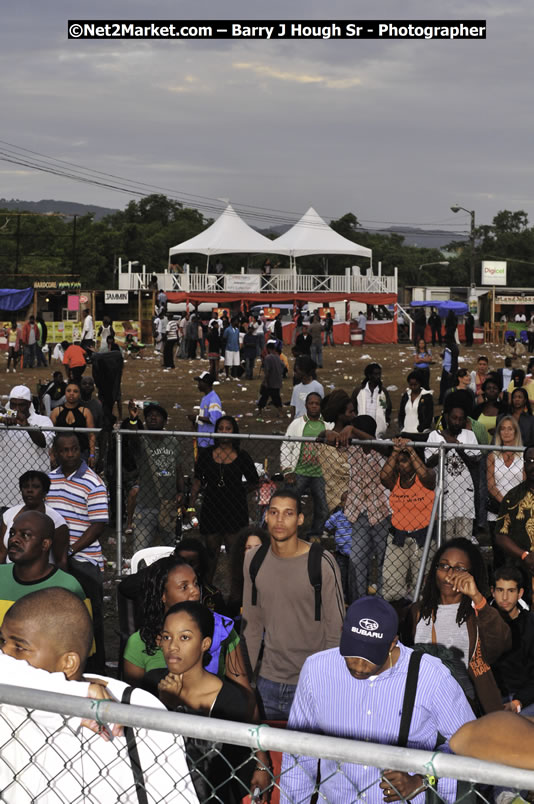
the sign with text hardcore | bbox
[481,261,507,286]
[105,290,129,304]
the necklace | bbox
[217,460,225,488]
[401,472,416,488]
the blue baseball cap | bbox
[339,596,399,665]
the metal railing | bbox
[1,682,533,804]
[117,271,398,294]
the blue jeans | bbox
[324,330,335,346]
[244,356,255,379]
[257,676,297,721]
[294,474,328,537]
[24,343,37,368]
[310,342,323,368]
[350,513,390,600]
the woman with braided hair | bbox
[122,555,254,707]
[403,537,511,713]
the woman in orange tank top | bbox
[380,437,436,603]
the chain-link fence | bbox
[1,682,534,804]
[111,431,525,599]
[0,423,527,598]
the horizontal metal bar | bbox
[0,685,533,790]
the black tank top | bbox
[55,406,89,452]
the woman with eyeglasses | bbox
[404,538,511,713]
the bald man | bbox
[0,588,199,803]
[0,510,86,624]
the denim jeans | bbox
[350,513,389,600]
[244,356,255,379]
[324,330,335,346]
[24,343,37,368]
[257,676,298,721]
[310,342,323,368]
[294,474,328,536]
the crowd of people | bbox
[4,304,534,802]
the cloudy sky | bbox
[2,0,533,236]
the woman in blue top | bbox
[413,337,434,389]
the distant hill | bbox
[258,222,466,250]
[0,199,118,221]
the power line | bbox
[0,139,474,236]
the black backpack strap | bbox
[398,650,423,747]
[122,686,149,804]
[249,543,270,606]
[307,542,324,622]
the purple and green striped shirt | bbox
[47,461,108,569]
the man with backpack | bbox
[280,596,475,804]
[241,487,344,720]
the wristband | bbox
[522,551,529,560]
[186,507,196,512]
[511,699,522,713]
[474,597,487,612]
[89,453,95,457]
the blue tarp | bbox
[410,300,468,316]
[0,288,34,312]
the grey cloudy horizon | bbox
[2,0,533,236]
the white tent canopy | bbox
[273,206,372,260]
[168,203,288,258]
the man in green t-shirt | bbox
[0,510,87,625]
[282,392,329,538]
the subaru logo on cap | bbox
[359,618,379,631]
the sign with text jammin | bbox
[105,290,129,304]
[481,261,507,286]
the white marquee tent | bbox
[168,203,288,262]
[273,207,372,263]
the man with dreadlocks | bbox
[403,538,511,714]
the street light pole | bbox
[450,205,476,287]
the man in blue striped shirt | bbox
[280,597,475,804]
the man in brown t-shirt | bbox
[242,488,344,719]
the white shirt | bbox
[425,429,479,519]
[0,664,199,804]
[290,380,325,418]
[81,314,94,341]
[403,391,422,433]
[0,412,54,507]
[364,384,379,421]
[2,504,67,563]
[52,343,65,361]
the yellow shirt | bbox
[507,380,534,402]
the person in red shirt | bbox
[62,342,87,383]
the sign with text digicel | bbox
[481,261,507,286]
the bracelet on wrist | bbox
[522,551,529,561]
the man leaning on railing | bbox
[280,596,475,804]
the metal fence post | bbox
[115,429,122,573]
[436,444,446,547]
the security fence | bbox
[0,424,526,599]
[1,682,534,804]
[112,431,525,598]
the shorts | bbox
[224,350,240,367]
